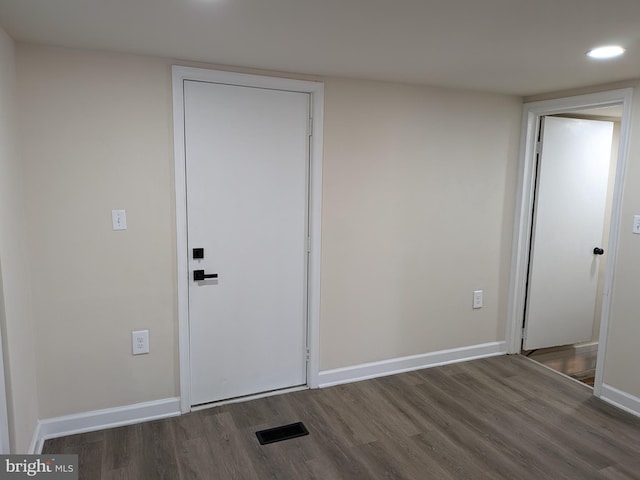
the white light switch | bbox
[633,215,640,235]
[473,290,483,309]
[112,210,127,231]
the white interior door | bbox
[184,80,310,406]
[524,116,613,350]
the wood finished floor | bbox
[526,344,599,381]
[43,355,640,479]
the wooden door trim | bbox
[172,66,324,413]
[506,88,633,398]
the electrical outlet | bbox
[132,330,149,355]
[473,290,483,309]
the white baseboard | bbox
[29,342,507,451]
[31,397,181,454]
[318,341,507,388]
[599,384,640,418]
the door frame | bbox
[506,88,633,397]
[172,66,324,413]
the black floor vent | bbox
[255,422,309,445]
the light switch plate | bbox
[633,215,640,235]
[112,209,127,231]
[473,290,483,309]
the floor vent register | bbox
[255,422,309,445]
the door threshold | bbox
[191,385,308,412]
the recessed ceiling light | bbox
[586,45,626,59]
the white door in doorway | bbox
[524,116,614,350]
[184,80,310,406]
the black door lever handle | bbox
[593,247,604,255]
[194,270,218,281]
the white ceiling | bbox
[1,0,639,96]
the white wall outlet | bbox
[633,215,640,235]
[132,330,149,355]
[473,290,483,309]
[112,209,127,231]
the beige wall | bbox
[17,45,178,418]
[16,44,522,419]
[16,41,640,423]
[320,78,521,369]
[0,29,39,452]
[527,82,640,399]
[601,81,640,397]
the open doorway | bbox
[506,88,633,398]
[522,106,621,388]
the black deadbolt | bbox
[193,248,204,259]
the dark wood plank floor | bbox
[43,355,640,479]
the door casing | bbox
[506,88,633,397]
[172,66,324,413]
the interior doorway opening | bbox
[521,105,622,388]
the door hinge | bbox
[535,140,542,154]
[306,236,311,252]
[308,117,313,137]
[306,349,310,361]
